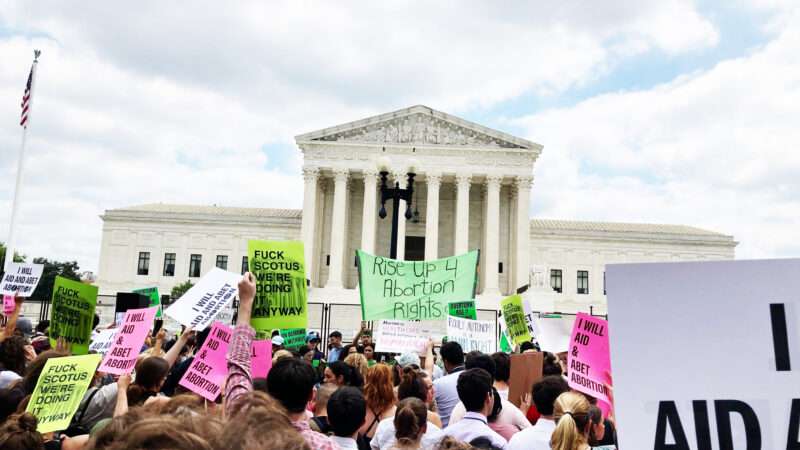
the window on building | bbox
[216,255,228,270]
[577,270,589,294]
[241,256,249,275]
[550,269,562,293]
[137,252,150,275]
[189,254,202,278]
[163,253,175,276]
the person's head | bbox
[469,436,503,450]
[364,363,395,414]
[587,405,605,445]
[487,388,503,423]
[543,351,563,376]
[312,383,339,415]
[490,352,510,383]
[360,329,373,346]
[298,345,315,363]
[128,356,170,405]
[327,386,367,439]
[267,357,317,414]
[551,392,591,450]
[343,352,369,381]
[342,344,357,355]
[397,366,427,403]
[271,335,284,352]
[220,391,308,450]
[456,368,493,415]
[0,412,43,450]
[14,318,32,340]
[34,320,49,335]
[363,343,375,361]
[439,341,464,372]
[394,397,428,446]
[306,331,321,349]
[465,351,495,381]
[324,361,363,387]
[395,352,421,370]
[328,331,342,348]
[532,375,570,417]
[519,341,535,352]
[0,335,28,376]
[272,349,293,364]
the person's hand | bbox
[13,293,23,311]
[179,326,195,342]
[519,392,532,413]
[24,344,36,362]
[238,272,256,305]
[55,337,72,355]
[117,373,132,390]
[156,328,167,342]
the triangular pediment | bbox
[295,105,539,150]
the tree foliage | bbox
[31,258,81,302]
[170,280,194,301]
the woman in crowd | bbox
[323,361,364,388]
[489,353,510,402]
[359,364,397,444]
[550,392,592,450]
[486,388,518,441]
[344,352,370,382]
[363,343,377,367]
[390,398,428,450]
[0,336,29,389]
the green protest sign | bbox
[133,287,162,318]
[248,240,308,333]
[26,354,101,433]
[356,250,479,321]
[500,294,532,345]
[279,328,306,349]
[448,300,477,320]
[49,276,98,355]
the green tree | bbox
[170,280,194,301]
[31,257,81,302]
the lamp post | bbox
[377,156,418,259]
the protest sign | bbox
[356,250,479,321]
[248,240,307,333]
[251,339,272,378]
[99,306,158,375]
[507,352,543,408]
[608,259,800,449]
[533,315,574,353]
[88,328,118,355]
[279,328,306,349]
[446,315,496,354]
[567,313,612,410]
[374,320,430,355]
[115,292,149,325]
[179,322,231,401]
[26,354,101,433]
[0,262,44,297]
[448,300,477,320]
[3,294,14,315]
[49,276,98,355]
[499,295,531,344]
[133,287,162,318]
[164,267,240,331]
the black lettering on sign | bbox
[654,401,690,450]
[692,400,712,450]
[714,400,761,450]
[787,399,800,450]
[770,303,791,371]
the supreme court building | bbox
[96,105,736,324]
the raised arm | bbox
[163,327,194,369]
[114,374,131,417]
[422,338,434,375]
[224,272,256,417]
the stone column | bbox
[515,176,533,291]
[325,168,349,288]
[392,171,407,260]
[454,173,472,255]
[300,167,319,284]
[483,175,502,295]
[361,169,378,254]
[424,172,442,260]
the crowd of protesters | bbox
[0,272,617,450]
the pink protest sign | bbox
[567,312,613,412]
[251,340,272,379]
[99,306,158,375]
[179,322,231,401]
[3,295,15,315]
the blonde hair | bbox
[550,392,591,450]
[272,349,293,363]
[344,353,369,380]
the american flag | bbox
[20,64,33,128]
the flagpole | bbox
[5,50,40,272]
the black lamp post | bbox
[377,156,417,259]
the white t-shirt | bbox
[370,417,443,450]
[0,370,22,389]
[449,399,531,431]
[508,417,556,450]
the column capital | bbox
[485,174,503,188]
[333,168,350,182]
[455,173,472,187]
[426,172,443,186]
[514,175,534,190]
[362,168,379,180]
[302,166,320,181]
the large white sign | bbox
[0,263,44,297]
[533,315,574,353]
[447,315,496,354]
[164,268,241,331]
[607,259,800,450]
[374,320,431,355]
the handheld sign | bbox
[88,328,118,355]
[374,320,431,355]
[26,354,102,433]
[179,322,231,401]
[279,328,306,350]
[507,352,544,408]
[251,340,272,378]
[608,259,800,450]
[3,294,14,315]
[99,306,158,375]
[0,262,44,297]
[533,315,574,353]
[132,287,162,318]
[164,267,240,331]
[499,295,531,345]
[49,276,98,355]
[447,315,496,354]
[248,240,308,334]
[448,300,477,320]
[567,313,612,411]
[356,250,479,321]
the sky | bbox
[1,0,798,272]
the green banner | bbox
[133,287,162,318]
[280,328,306,349]
[357,250,479,321]
[448,300,477,320]
[500,294,532,345]
[248,240,307,333]
[26,354,101,433]
[49,277,98,355]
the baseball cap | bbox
[305,331,320,342]
[16,318,33,338]
[271,335,284,346]
[396,352,421,368]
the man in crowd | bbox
[310,383,339,434]
[327,386,367,450]
[508,375,570,450]
[327,330,343,363]
[433,341,465,427]
[306,331,325,361]
[442,368,508,449]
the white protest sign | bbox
[374,320,431,355]
[164,268,240,331]
[533,315,574,353]
[0,263,44,297]
[607,259,800,450]
[446,315,496,354]
[89,328,118,355]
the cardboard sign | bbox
[179,322,231,401]
[374,320,430,355]
[533,315,575,353]
[446,315,496,354]
[567,313,612,409]
[279,328,306,349]
[132,287,162,318]
[248,240,307,332]
[607,259,800,449]
[164,267,240,331]
[0,262,44,297]
[99,306,158,375]
[251,339,272,378]
[500,295,531,344]
[88,328,118,355]
[49,276,98,355]
[26,354,102,433]
[507,352,544,408]
[448,300,477,320]
[3,294,15,315]
[356,250,479,321]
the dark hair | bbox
[397,367,426,402]
[487,388,503,422]
[465,351,496,380]
[394,397,427,445]
[532,375,570,416]
[439,341,464,366]
[34,320,49,334]
[587,405,604,445]
[328,361,364,388]
[267,357,317,413]
[128,357,170,406]
[0,335,28,376]
[329,331,342,339]
[22,350,68,395]
[470,436,502,450]
[0,412,43,450]
[542,352,563,376]
[456,368,492,412]
[92,314,100,329]
[298,345,313,357]
[519,341,535,352]
[490,352,510,382]
[327,387,366,438]
[252,377,268,393]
